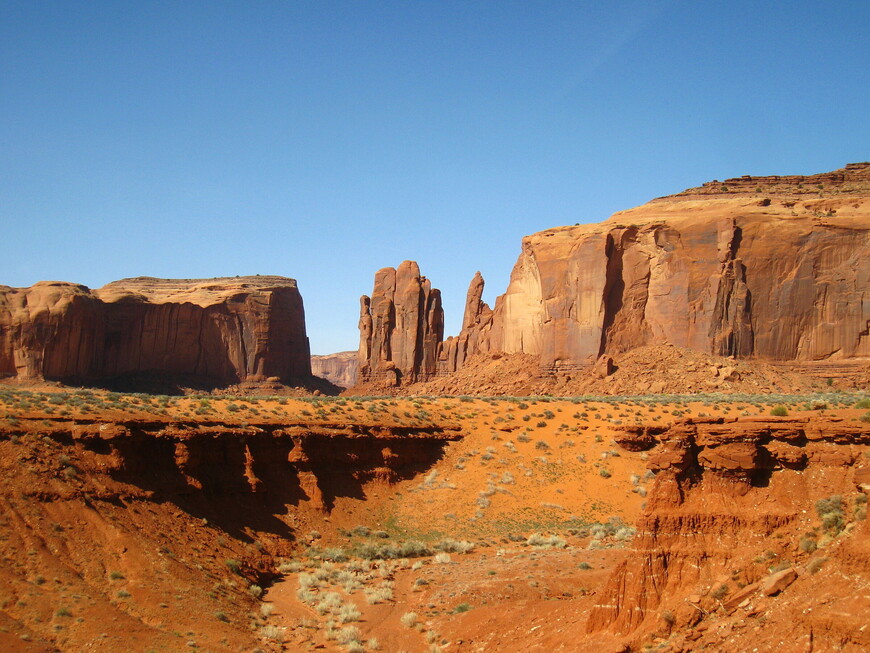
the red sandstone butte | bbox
[0,276,311,388]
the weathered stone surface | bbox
[357,261,444,386]
[0,276,311,387]
[310,351,358,388]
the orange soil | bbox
[0,384,868,652]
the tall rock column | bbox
[357,261,444,385]
[438,271,495,373]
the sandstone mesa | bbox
[0,276,312,390]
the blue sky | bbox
[2,1,868,354]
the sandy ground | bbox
[0,384,868,651]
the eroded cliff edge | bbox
[0,276,312,389]
[588,415,870,652]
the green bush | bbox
[770,405,789,416]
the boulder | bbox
[761,567,798,596]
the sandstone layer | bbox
[0,276,312,389]
[311,351,359,388]
[588,415,870,651]
[356,163,870,388]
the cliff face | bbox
[356,163,870,387]
[493,207,869,369]
[0,276,311,388]
[357,261,444,386]
[310,351,359,388]
[588,416,870,651]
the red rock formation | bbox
[492,191,870,367]
[438,271,495,374]
[0,276,311,388]
[357,261,444,385]
[587,416,870,651]
[310,351,359,388]
[355,163,870,389]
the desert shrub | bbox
[248,584,263,598]
[807,557,827,574]
[799,537,817,553]
[816,495,845,534]
[336,625,361,645]
[214,611,228,622]
[599,468,612,478]
[614,526,636,541]
[400,611,418,628]
[337,603,361,623]
[526,533,566,548]
[434,539,475,554]
[661,610,675,626]
[260,603,274,617]
[364,586,393,604]
[711,583,728,599]
[770,405,788,416]
[434,552,451,564]
[578,561,592,570]
[321,547,348,563]
[453,602,472,613]
[277,560,303,574]
[296,588,316,603]
[224,559,241,574]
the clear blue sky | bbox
[2,1,868,354]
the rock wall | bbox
[311,351,359,388]
[0,276,312,388]
[356,164,870,387]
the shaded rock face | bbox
[587,416,870,648]
[311,351,359,388]
[357,261,444,385]
[356,164,870,387]
[0,276,311,388]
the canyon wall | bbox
[311,351,359,388]
[0,276,312,388]
[356,163,870,386]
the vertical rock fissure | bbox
[599,231,626,357]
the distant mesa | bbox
[310,351,358,388]
[0,275,315,392]
[355,163,870,389]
